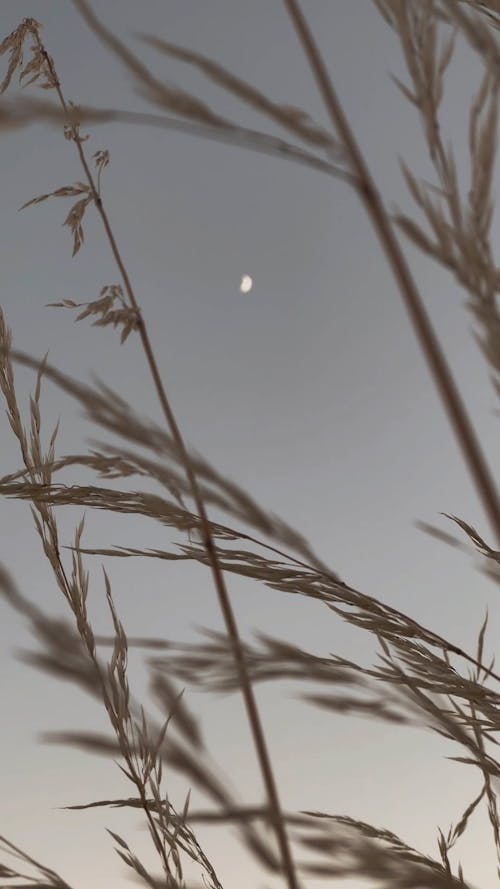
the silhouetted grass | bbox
[2,2,500,887]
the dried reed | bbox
[2,2,500,888]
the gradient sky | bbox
[1,2,500,888]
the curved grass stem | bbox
[283,0,500,547]
[31,25,300,889]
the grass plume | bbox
[2,2,500,887]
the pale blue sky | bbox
[1,2,499,888]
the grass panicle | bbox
[3,2,500,888]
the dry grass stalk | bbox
[27,26,300,889]
[379,1,500,404]
[0,14,299,889]
[2,337,500,885]
[280,0,500,549]
[2,2,500,888]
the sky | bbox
[1,2,500,888]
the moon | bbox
[239,275,253,293]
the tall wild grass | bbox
[2,1,500,886]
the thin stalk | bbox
[0,97,352,183]
[283,0,500,546]
[32,28,300,889]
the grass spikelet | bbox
[4,3,500,888]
